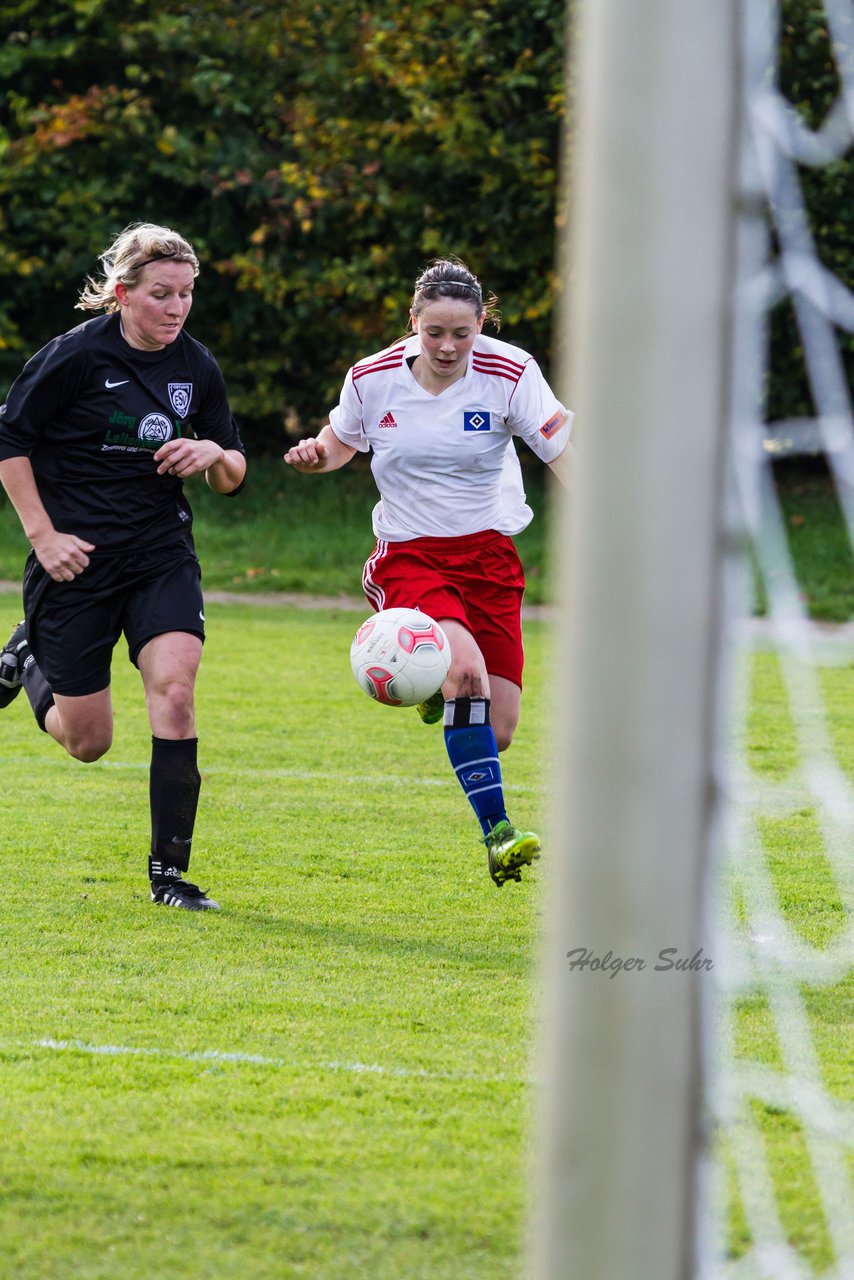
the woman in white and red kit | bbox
[285,258,572,887]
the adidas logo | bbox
[150,860,183,878]
[378,412,398,429]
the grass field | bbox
[725,649,854,1272]
[764,460,854,622]
[0,597,850,1276]
[0,601,552,1279]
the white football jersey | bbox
[328,333,572,541]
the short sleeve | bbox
[0,334,86,461]
[507,358,573,463]
[190,354,245,455]
[328,370,370,453]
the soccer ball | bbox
[349,608,451,707]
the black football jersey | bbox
[0,313,245,553]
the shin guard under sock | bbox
[149,736,201,882]
[443,697,507,837]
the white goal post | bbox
[532,2,740,1276]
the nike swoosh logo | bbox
[105,379,129,389]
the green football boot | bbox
[416,688,445,724]
[485,820,541,887]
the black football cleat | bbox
[151,878,220,911]
[0,619,27,710]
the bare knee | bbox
[447,665,487,700]
[46,702,113,762]
[65,731,112,763]
[494,726,515,753]
[148,678,196,738]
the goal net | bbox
[534,1,854,1277]
[715,1,854,1276]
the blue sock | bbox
[443,697,507,837]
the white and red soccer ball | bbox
[350,608,451,707]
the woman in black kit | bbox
[0,223,246,911]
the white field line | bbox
[0,756,542,796]
[31,1036,534,1086]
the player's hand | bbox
[31,530,95,582]
[283,437,329,472]
[154,438,225,478]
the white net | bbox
[715,1,854,1275]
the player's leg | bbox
[46,691,114,761]
[126,543,217,911]
[418,649,520,742]
[1,608,114,760]
[0,617,49,716]
[487,673,521,752]
[437,619,503,828]
[437,621,539,886]
[472,671,540,886]
[361,533,539,885]
[137,630,217,911]
[138,629,201,740]
[441,533,539,885]
[0,619,27,708]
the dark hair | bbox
[410,258,501,328]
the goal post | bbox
[532,2,741,1276]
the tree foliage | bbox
[2,1,848,443]
[0,0,567,446]
[769,0,854,422]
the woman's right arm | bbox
[283,424,356,474]
[0,456,94,580]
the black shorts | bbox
[23,539,205,697]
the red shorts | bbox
[362,529,526,688]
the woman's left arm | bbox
[205,447,247,494]
[547,440,575,489]
[153,438,246,493]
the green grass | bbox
[721,648,854,1274]
[772,462,854,622]
[0,455,556,604]
[0,601,551,1279]
[0,590,851,1274]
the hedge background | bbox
[0,0,566,451]
[0,0,850,450]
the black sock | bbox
[20,648,55,732]
[149,736,201,883]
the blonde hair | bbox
[76,222,200,313]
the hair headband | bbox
[132,253,181,270]
[417,278,481,293]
